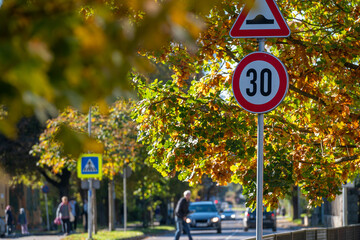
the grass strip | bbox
[64,225,175,240]
[64,230,144,240]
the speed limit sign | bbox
[232,52,288,113]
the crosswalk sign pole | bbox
[77,107,102,240]
[87,107,93,240]
[88,179,93,240]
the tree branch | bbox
[288,85,327,106]
[224,47,240,62]
[148,95,188,109]
[297,155,359,165]
[38,167,61,187]
[284,37,360,71]
[344,62,360,71]
[334,155,359,164]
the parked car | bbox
[221,209,236,220]
[186,201,222,233]
[0,217,5,237]
[243,208,276,232]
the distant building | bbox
[322,186,359,227]
[10,184,42,228]
[0,169,42,229]
[0,182,9,218]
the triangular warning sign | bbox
[230,0,290,38]
[83,159,97,173]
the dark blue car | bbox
[243,208,277,232]
[185,201,222,233]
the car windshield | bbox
[224,210,234,213]
[189,204,217,212]
[247,209,274,216]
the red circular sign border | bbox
[232,52,288,113]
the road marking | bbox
[225,228,241,240]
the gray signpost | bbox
[121,164,132,232]
[123,165,127,232]
[230,0,290,239]
[77,108,103,240]
[41,185,50,231]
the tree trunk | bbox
[159,199,168,225]
[292,186,299,219]
[40,168,71,200]
[141,185,148,228]
[108,180,115,231]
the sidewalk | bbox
[2,232,65,240]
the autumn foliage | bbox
[133,0,360,208]
[31,101,140,180]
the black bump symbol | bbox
[246,15,274,24]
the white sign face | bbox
[240,0,280,30]
[83,159,98,173]
[239,60,280,105]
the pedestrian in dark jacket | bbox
[5,205,13,236]
[56,196,72,235]
[174,190,193,240]
[18,208,29,235]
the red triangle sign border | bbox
[230,0,291,38]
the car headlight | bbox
[231,214,236,219]
[186,218,191,224]
[221,214,225,219]
[211,217,220,223]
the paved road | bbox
[8,216,300,240]
[145,220,248,240]
[145,216,302,240]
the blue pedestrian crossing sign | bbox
[77,154,103,179]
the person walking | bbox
[69,198,79,232]
[5,205,14,236]
[174,190,193,240]
[56,196,72,235]
[18,208,29,235]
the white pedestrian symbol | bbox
[83,159,97,172]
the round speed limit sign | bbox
[232,52,289,113]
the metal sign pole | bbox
[230,0,290,231]
[88,179,93,240]
[44,193,50,231]
[87,107,93,240]
[123,163,127,232]
[256,113,264,240]
[256,38,265,240]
